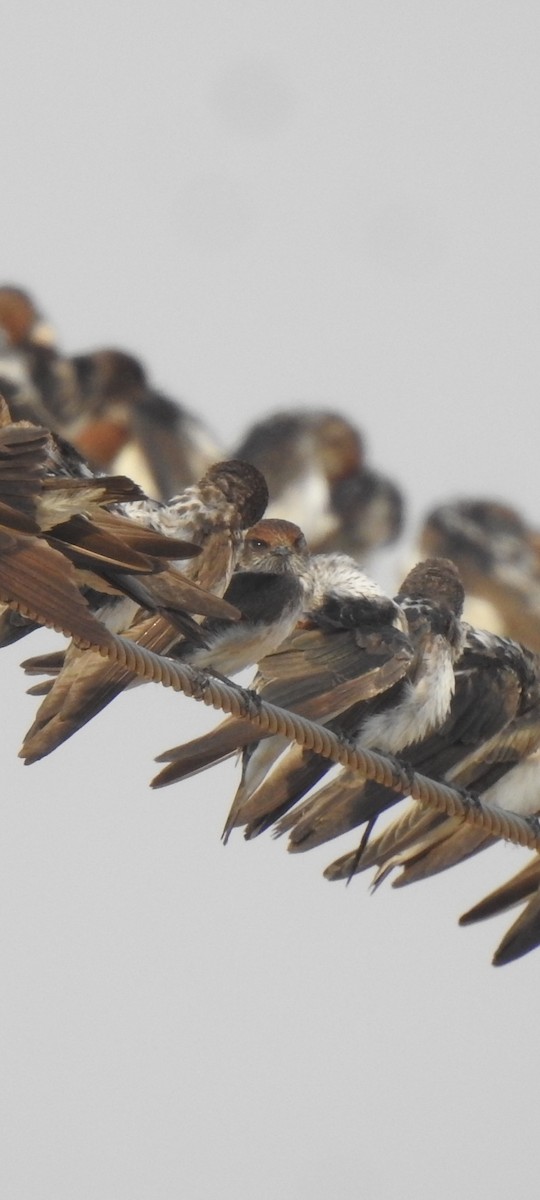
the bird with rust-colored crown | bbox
[164,518,311,678]
[24,518,310,696]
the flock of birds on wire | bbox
[2,283,540,967]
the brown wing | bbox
[91,508,202,559]
[0,527,114,649]
[459,856,540,963]
[238,701,373,841]
[152,625,412,791]
[0,422,49,522]
[220,627,413,837]
[274,767,372,853]
[19,610,180,764]
[492,889,540,966]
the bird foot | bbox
[382,754,416,793]
[527,814,540,838]
[454,785,482,811]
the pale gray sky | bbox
[2,4,540,1198]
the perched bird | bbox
[19,460,269,763]
[365,711,540,893]
[0,285,223,502]
[459,849,540,966]
[0,397,148,650]
[256,556,466,853]
[152,552,414,841]
[121,460,269,596]
[419,498,540,650]
[25,518,311,687]
[0,285,79,430]
[232,410,362,540]
[310,466,404,560]
[64,348,149,466]
[232,408,403,560]
[0,397,237,651]
[66,349,222,500]
[324,629,540,886]
[222,559,419,843]
[0,287,52,355]
[165,518,311,677]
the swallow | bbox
[1,288,223,501]
[419,498,540,649]
[0,397,233,649]
[364,702,540,892]
[0,397,140,640]
[152,552,414,840]
[163,518,311,677]
[66,349,223,500]
[232,410,363,547]
[264,557,466,853]
[0,287,52,352]
[232,408,404,561]
[323,628,540,885]
[311,466,404,560]
[18,460,269,763]
[0,397,142,651]
[26,517,311,689]
[0,285,80,430]
[459,849,540,965]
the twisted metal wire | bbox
[84,628,540,854]
[4,592,539,853]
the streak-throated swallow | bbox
[0,395,151,651]
[165,518,311,678]
[19,460,269,763]
[67,349,223,500]
[232,409,363,548]
[152,552,414,841]
[232,407,404,561]
[0,287,224,501]
[419,497,540,650]
[24,518,309,692]
[0,285,80,431]
[310,466,404,561]
[263,557,466,854]
[324,627,540,886]
[0,397,236,649]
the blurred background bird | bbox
[417,497,540,650]
[0,286,406,568]
[232,408,404,561]
[0,285,223,501]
